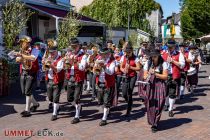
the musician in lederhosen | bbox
[86,45,100,100]
[186,45,202,93]
[44,40,65,121]
[15,35,40,117]
[120,42,141,116]
[162,40,185,117]
[65,38,87,124]
[93,47,116,126]
[143,49,168,133]
[179,43,193,99]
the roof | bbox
[22,0,72,11]
[25,3,104,26]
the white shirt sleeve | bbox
[56,59,64,73]
[120,55,124,63]
[105,61,116,75]
[135,57,140,63]
[188,52,194,62]
[162,62,168,70]
[143,61,149,71]
[78,55,87,71]
[179,53,185,69]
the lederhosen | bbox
[96,59,116,108]
[45,56,65,103]
[66,53,85,104]
[162,51,181,99]
[20,51,39,96]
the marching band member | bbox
[93,47,116,126]
[87,45,100,100]
[114,46,123,99]
[162,40,185,117]
[65,38,87,124]
[120,42,141,116]
[143,49,168,133]
[186,45,202,93]
[44,40,65,121]
[15,35,40,117]
[179,43,193,99]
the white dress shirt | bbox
[48,55,64,80]
[98,58,116,83]
[168,51,185,74]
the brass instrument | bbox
[42,39,56,71]
[15,46,32,71]
[93,59,105,75]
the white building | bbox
[146,8,163,39]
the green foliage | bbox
[80,0,160,32]
[180,0,210,39]
[57,12,81,50]
[128,31,138,48]
[2,0,34,50]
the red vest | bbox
[66,54,85,82]
[162,51,181,79]
[105,58,115,88]
[20,50,39,74]
[122,55,137,77]
[45,56,65,84]
[183,52,190,72]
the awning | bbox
[25,4,105,26]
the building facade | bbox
[146,8,163,39]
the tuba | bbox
[16,45,32,70]
[42,39,55,71]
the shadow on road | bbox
[159,118,192,131]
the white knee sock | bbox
[165,96,169,106]
[75,104,81,118]
[180,86,185,96]
[169,98,176,111]
[53,103,59,115]
[25,96,31,112]
[102,107,109,121]
[87,81,90,90]
[31,95,39,106]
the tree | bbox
[57,12,81,50]
[2,0,34,50]
[180,0,210,39]
[80,0,160,32]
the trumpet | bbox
[93,59,105,75]
[15,48,32,70]
[63,56,71,70]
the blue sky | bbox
[155,0,180,18]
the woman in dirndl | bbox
[143,49,168,133]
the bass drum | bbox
[187,67,197,76]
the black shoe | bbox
[21,111,31,117]
[57,107,61,115]
[48,103,53,110]
[169,111,174,117]
[30,103,40,112]
[125,110,131,117]
[99,120,107,126]
[51,115,57,121]
[180,95,184,100]
[91,97,96,101]
[20,110,27,115]
[71,118,80,124]
[164,105,168,111]
[151,126,158,133]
